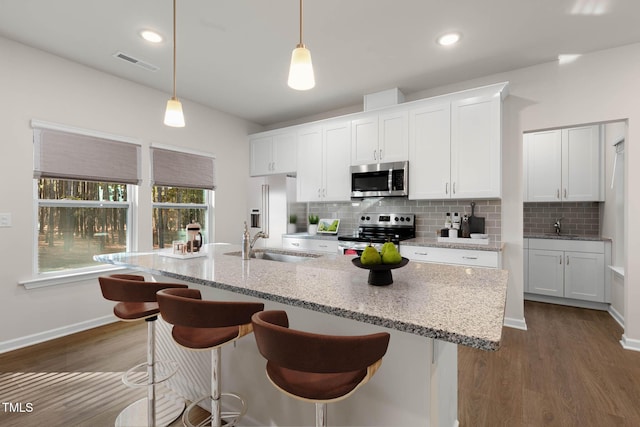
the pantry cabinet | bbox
[250,131,297,176]
[408,83,504,200]
[351,109,408,165]
[524,125,603,202]
[297,120,351,202]
[527,238,609,303]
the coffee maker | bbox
[185,221,203,252]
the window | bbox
[152,186,209,249]
[32,121,140,275]
[37,180,131,273]
[151,146,216,248]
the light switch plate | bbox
[0,213,12,227]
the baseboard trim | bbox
[620,334,640,352]
[0,315,117,354]
[504,316,527,330]
[608,306,624,329]
[524,293,609,311]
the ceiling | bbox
[2,0,640,126]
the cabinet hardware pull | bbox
[445,183,449,195]
[566,255,569,265]
[564,188,567,198]
[292,242,300,247]
[373,150,377,160]
[379,149,383,160]
[557,189,560,199]
[559,255,562,264]
[319,244,327,248]
[415,252,428,256]
[462,256,478,260]
[453,182,456,194]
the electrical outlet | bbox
[0,213,12,227]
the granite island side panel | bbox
[95,243,508,351]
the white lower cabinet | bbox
[527,239,609,303]
[400,245,500,268]
[282,237,338,254]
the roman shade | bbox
[151,146,216,190]
[33,125,141,185]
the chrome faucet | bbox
[250,231,268,249]
[553,218,563,235]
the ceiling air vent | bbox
[113,51,159,72]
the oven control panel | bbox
[358,213,414,226]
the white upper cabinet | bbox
[524,124,603,202]
[351,109,408,165]
[450,94,502,199]
[408,102,451,199]
[409,83,505,200]
[297,120,351,202]
[250,131,297,176]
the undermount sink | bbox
[224,249,321,263]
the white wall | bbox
[0,37,260,347]
[271,43,640,344]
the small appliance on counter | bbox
[185,221,203,252]
[338,213,415,255]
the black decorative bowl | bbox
[351,257,410,286]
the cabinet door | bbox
[528,249,564,297]
[323,121,352,201]
[408,103,451,199]
[451,95,502,199]
[562,125,603,201]
[272,132,297,174]
[524,130,562,201]
[250,136,273,176]
[379,110,409,163]
[297,127,323,202]
[351,115,378,165]
[564,251,605,302]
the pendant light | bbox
[287,0,315,90]
[164,0,185,127]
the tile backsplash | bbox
[291,198,502,242]
[523,202,600,236]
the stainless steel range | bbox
[338,213,415,255]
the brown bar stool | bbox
[251,310,390,427]
[156,287,264,427]
[99,274,188,427]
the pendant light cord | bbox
[172,0,177,100]
[299,0,304,47]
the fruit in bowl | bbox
[360,244,381,265]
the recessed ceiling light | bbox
[437,32,461,46]
[140,30,163,43]
[558,54,581,65]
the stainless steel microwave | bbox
[350,161,408,198]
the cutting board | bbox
[469,202,485,234]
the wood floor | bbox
[1,301,639,426]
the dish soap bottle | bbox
[461,215,471,238]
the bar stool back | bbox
[251,310,390,427]
[99,274,188,427]
[156,287,264,427]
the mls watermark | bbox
[2,402,33,413]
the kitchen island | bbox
[96,243,508,426]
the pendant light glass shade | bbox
[164,97,185,127]
[288,44,315,90]
[288,0,315,90]
[164,0,185,127]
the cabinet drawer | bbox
[400,245,499,268]
[308,240,338,253]
[528,238,604,253]
[282,238,310,251]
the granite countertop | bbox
[524,234,610,241]
[403,237,503,252]
[95,243,508,351]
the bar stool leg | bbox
[212,347,222,427]
[147,318,156,427]
[315,403,327,427]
